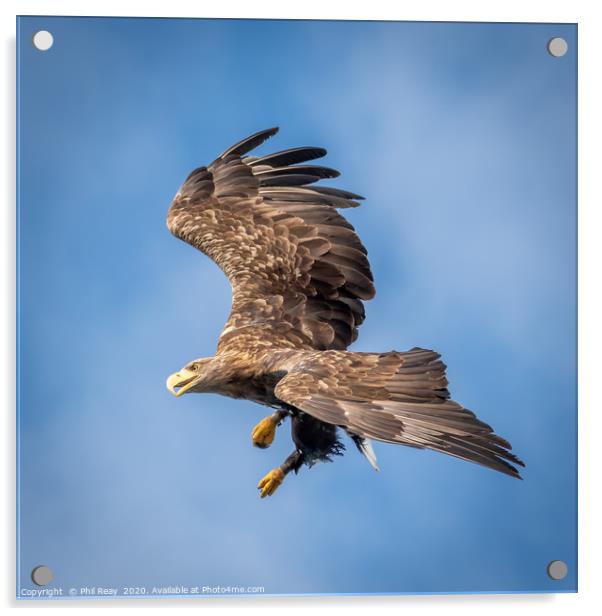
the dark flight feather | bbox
[219,126,279,159]
[247,146,327,168]
[254,165,341,180]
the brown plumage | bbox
[165,127,524,497]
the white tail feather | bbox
[358,438,379,471]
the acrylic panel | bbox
[16,16,577,599]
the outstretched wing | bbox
[274,348,525,478]
[167,127,375,351]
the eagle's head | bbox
[166,358,216,397]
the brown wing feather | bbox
[274,348,525,478]
[167,127,375,351]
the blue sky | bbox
[17,17,576,598]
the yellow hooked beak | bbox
[166,368,199,397]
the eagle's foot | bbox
[251,416,278,448]
[252,411,286,448]
[257,467,285,498]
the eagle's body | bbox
[166,127,524,497]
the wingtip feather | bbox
[219,127,280,159]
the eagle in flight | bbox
[166,127,524,497]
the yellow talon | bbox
[257,468,285,498]
[251,415,278,449]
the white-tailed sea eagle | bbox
[166,127,524,497]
